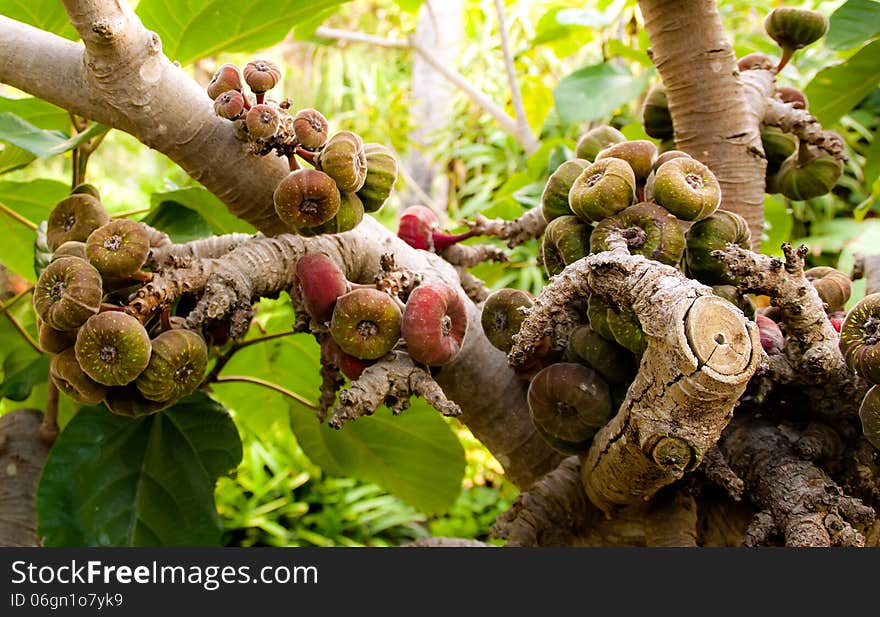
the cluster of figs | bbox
[840,294,880,450]
[33,186,208,417]
[207,58,399,233]
[477,125,858,457]
[293,253,468,376]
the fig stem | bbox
[775,47,794,73]
[286,153,300,172]
[295,146,318,166]
[38,380,60,445]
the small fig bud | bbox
[243,59,282,94]
[39,321,78,354]
[859,385,880,450]
[47,193,110,250]
[765,7,828,52]
[541,215,592,277]
[481,288,533,353]
[575,125,626,161]
[136,329,208,403]
[595,140,658,184]
[776,146,842,201]
[591,202,686,267]
[50,347,107,405]
[293,253,349,323]
[213,90,246,120]
[527,363,613,455]
[839,293,880,384]
[685,209,752,285]
[207,63,243,100]
[737,52,774,72]
[776,85,808,110]
[85,219,150,279]
[566,325,636,385]
[274,168,342,229]
[357,143,398,213]
[105,385,170,418]
[330,288,402,360]
[293,108,329,149]
[756,314,785,354]
[402,283,468,366]
[568,158,636,223]
[317,131,368,193]
[642,83,673,141]
[245,103,280,140]
[541,159,589,222]
[33,256,102,331]
[75,312,152,386]
[652,157,721,221]
[804,266,851,314]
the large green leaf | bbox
[0,0,78,40]
[0,179,69,280]
[826,0,880,50]
[37,392,242,546]
[0,113,68,158]
[289,399,465,515]
[136,0,352,65]
[0,96,70,133]
[0,144,36,176]
[553,62,652,124]
[150,187,256,236]
[804,40,880,126]
[143,201,213,243]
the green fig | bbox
[652,157,721,221]
[541,159,589,222]
[591,202,686,267]
[568,158,636,223]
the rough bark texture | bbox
[639,0,766,245]
[0,409,51,547]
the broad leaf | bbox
[143,201,213,243]
[37,392,242,547]
[150,188,256,236]
[136,0,352,65]
[0,179,69,280]
[553,62,652,124]
[0,0,78,40]
[0,113,68,158]
[0,97,70,133]
[0,144,36,175]
[0,355,48,402]
[289,399,465,515]
[804,40,880,126]
[826,0,880,50]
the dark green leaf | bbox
[150,188,257,236]
[143,202,213,243]
[0,179,69,280]
[37,392,242,546]
[0,0,78,40]
[289,399,465,515]
[826,0,880,50]
[553,63,652,124]
[804,40,880,125]
[0,355,48,402]
[137,0,353,65]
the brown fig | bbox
[737,52,774,72]
[207,63,243,100]
[136,329,208,403]
[568,158,636,223]
[481,288,533,353]
[71,183,101,200]
[243,59,282,94]
[293,108,329,150]
[293,253,349,323]
[776,86,808,110]
[39,321,78,354]
[50,347,107,405]
[317,131,368,193]
[213,90,246,120]
[274,168,342,229]
[46,193,110,250]
[85,219,150,279]
[402,283,468,366]
[75,312,152,386]
[330,288,402,360]
[33,257,102,331]
[104,385,170,418]
[804,266,851,313]
[541,159,589,222]
[52,240,88,262]
[575,125,626,161]
[245,103,280,141]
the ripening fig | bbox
[136,329,208,403]
[481,288,533,353]
[274,168,342,229]
[756,314,785,355]
[575,125,626,161]
[568,158,636,223]
[590,202,686,267]
[330,288,402,360]
[213,90,246,120]
[839,293,880,384]
[293,108,329,149]
[33,257,102,331]
[207,63,243,100]
[804,266,851,314]
[776,146,842,201]
[527,363,613,455]
[541,215,592,277]
[765,7,828,52]
[85,219,151,279]
[595,140,657,184]
[685,209,752,285]
[402,283,468,366]
[652,157,721,221]
[39,321,78,354]
[859,385,880,450]
[105,385,170,418]
[357,143,398,213]
[50,347,107,405]
[737,52,774,72]
[321,337,372,380]
[541,159,589,222]
[317,131,368,193]
[642,83,673,141]
[52,240,88,262]
[75,312,152,386]
[46,193,110,250]
[566,325,636,385]
[245,103,280,141]
[293,253,349,323]
[397,205,475,252]
[645,150,692,200]
[243,59,282,94]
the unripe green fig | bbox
[33,257,102,331]
[357,143,398,213]
[642,83,673,141]
[566,325,636,385]
[776,146,842,201]
[645,150,692,200]
[765,7,828,51]
[75,312,152,386]
[685,209,752,285]
[761,126,798,175]
[587,294,615,342]
[606,303,647,357]
[298,191,365,235]
[136,329,208,403]
[481,288,533,353]
[568,158,636,223]
[330,288,402,360]
[318,131,368,193]
[840,293,880,384]
[859,385,880,450]
[590,202,686,267]
[541,159,589,222]
[541,215,592,277]
[652,157,721,221]
[595,140,657,184]
[46,193,109,251]
[575,126,626,161]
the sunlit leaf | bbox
[825,0,880,50]
[553,63,652,124]
[0,179,69,280]
[804,40,880,125]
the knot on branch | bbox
[439,243,509,268]
[763,99,846,161]
[466,208,547,248]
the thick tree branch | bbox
[0,409,51,547]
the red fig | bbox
[293,253,349,323]
[402,283,468,366]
